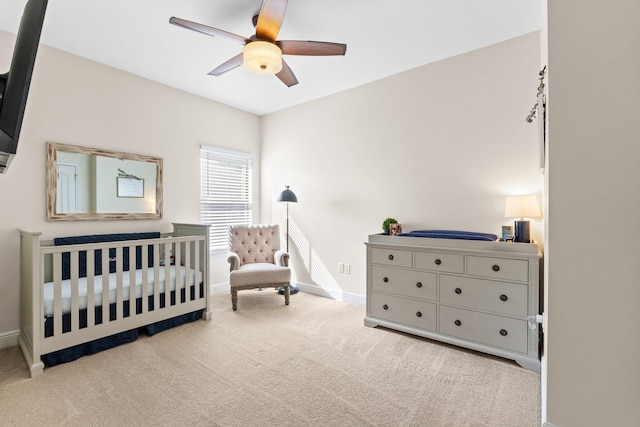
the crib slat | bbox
[86,249,95,328]
[183,242,191,303]
[194,240,200,300]
[174,242,181,306]
[116,247,123,320]
[70,251,80,332]
[40,252,46,342]
[129,246,136,316]
[101,249,110,324]
[164,242,171,307]
[153,243,160,311]
[141,243,148,314]
[52,252,62,337]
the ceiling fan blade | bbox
[208,53,244,76]
[169,17,249,45]
[276,59,299,87]
[255,0,288,42]
[276,40,347,56]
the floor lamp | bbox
[277,185,298,295]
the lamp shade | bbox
[277,185,297,203]
[243,41,282,75]
[504,195,541,219]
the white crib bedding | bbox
[43,266,201,317]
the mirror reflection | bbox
[47,142,163,220]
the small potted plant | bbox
[382,217,401,235]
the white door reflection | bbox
[56,163,77,213]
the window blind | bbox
[200,146,253,254]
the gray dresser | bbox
[365,234,542,372]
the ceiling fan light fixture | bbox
[170,0,346,87]
[243,41,282,75]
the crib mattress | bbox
[43,265,201,317]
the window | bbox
[200,146,253,254]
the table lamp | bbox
[504,195,541,243]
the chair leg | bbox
[284,284,290,305]
[231,290,238,311]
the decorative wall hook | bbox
[117,168,141,180]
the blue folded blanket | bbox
[397,230,498,241]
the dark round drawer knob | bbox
[500,294,508,302]
[454,319,462,326]
[492,264,500,272]
[383,277,389,283]
[500,329,508,336]
[435,259,442,265]
[416,282,422,288]
[455,288,462,295]
[388,254,394,261]
[383,304,389,310]
[416,311,422,318]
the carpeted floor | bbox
[0,291,540,426]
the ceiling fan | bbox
[169,0,347,87]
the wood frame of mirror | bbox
[47,142,163,220]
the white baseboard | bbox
[294,282,366,306]
[210,282,365,306]
[543,422,559,427]
[0,329,20,350]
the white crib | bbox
[19,223,211,378]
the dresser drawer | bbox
[467,256,528,282]
[414,251,464,274]
[439,306,528,353]
[370,247,412,268]
[439,275,528,317]
[370,292,437,332]
[372,266,437,300]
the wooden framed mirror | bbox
[47,142,163,220]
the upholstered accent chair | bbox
[227,224,291,311]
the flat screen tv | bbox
[0,0,48,173]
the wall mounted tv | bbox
[0,0,48,173]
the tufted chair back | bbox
[229,224,281,267]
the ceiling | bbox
[0,0,540,116]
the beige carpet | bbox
[0,291,540,426]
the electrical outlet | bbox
[338,262,344,273]
[345,264,351,274]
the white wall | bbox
[261,32,542,301]
[0,31,261,337]
[544,1,640,425]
